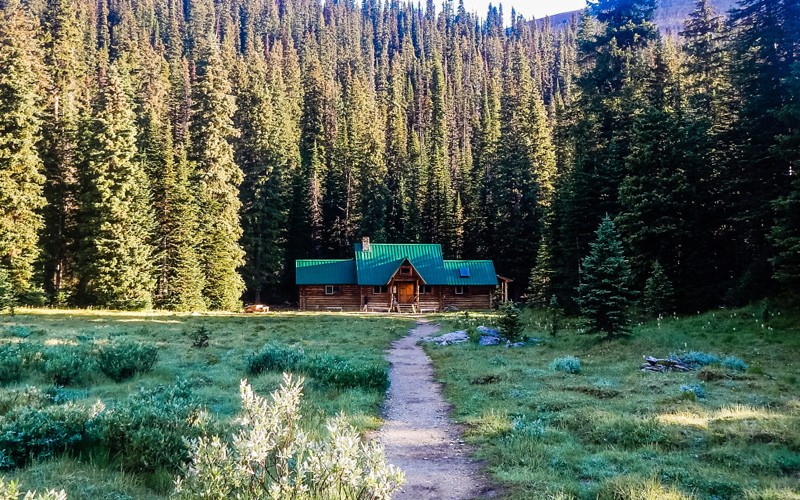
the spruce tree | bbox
[576,216,633,338]
[642,260,675,318]
[39,0,90,300]
[76,64,155,309]
[0,0,47,296]
[189,51,245,310]
[157,148,206,311]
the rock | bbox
[505,342,527,348]
[421,330,469,346]
[479,336,501,346]
[477,326,501,337]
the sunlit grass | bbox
[425,305,800,499]
[0,310,413,497]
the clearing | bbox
[0,309,412,498]
[424,306,800,499]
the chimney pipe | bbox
[362,236,370,252]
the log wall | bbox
[299,285,362,311]
[298,285,495,311]
[441,286,494,310]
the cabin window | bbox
[373,285,388,294]
[325,285,340,295]
[455,286,469,295]
[419,285,432,294]
[400,266,412,275]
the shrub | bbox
[246,343,304,375]
[676,351,720,369]
[39,345,90,386]
[466,326,481,344]
[302,353,389,390]
[189,325,210,349]
[0,478,66,500]
[680,383,706,400]
[721,356,749,372]
[498,302,524,342]
[0,401,104,469]
[550,356,581,374]
[0,345,24,384]
[95,339,158,382]
[173,376,404,499]
[98,380,206,473]
[0,386,50,416]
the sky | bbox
[439,0,588,20]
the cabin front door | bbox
[398,282,415,304]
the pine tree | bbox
[0,267,15,315]
[236,52,296,304]
[157,148,206,311]
[39,0,91,300]
[551,1,658,307]
[617,40,692,291]
[769,64,800,295]
[642,260,675,317]
[0,0,47,296]
[527,240,553,308]
[576,216,633,338]
[189,51,245,311]
[76,64,155,309]
[724,0,799,302]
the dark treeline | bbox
[0,0,797,311]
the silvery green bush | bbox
[173,374,404,499]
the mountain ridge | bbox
[540,0,737,33]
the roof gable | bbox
[354,243,446,285]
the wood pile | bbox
[640,356,691,373]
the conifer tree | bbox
[39,0,91,300]
[76,64,155,309]
[0,267,15,315]
[189,51,245,311]
[642,260,675,317]
[157,148,206,311]
[576,216,633,338]
[0,0,47,296]
[769,64,800,295]
[422,58,455,253]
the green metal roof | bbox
[295,259,357,285]
[442,260,499,286]
[354,243,447,285]
[295,245,500,287]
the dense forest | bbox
[0,0,797,311]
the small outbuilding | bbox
[296,238,503,313]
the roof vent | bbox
[361,236,370,252]
[459,266,470,278]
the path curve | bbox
[379,320,494,500]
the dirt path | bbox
[379,320,494,500]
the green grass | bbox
[424,307,800,499]
[0,309,412,498]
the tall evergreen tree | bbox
[0,0,47,296]
[39,0,90,300]
[76,64,155,309]
[576,216,633,338]
[189,50,245,310]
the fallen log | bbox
[641,356,692,372]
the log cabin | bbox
[296,238,509,313]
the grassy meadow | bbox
[0,309,413,498]
[424,306,800,499]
